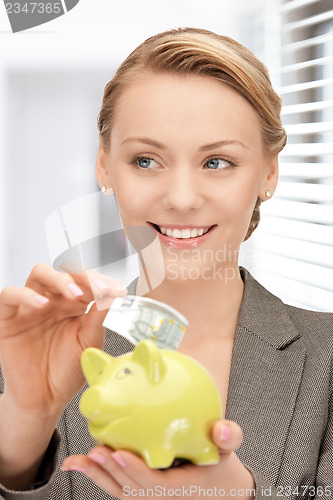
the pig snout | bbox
[80,387,110,424]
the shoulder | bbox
[285,302,333,333]
[284,303,333,351]
[239,267,333,353]
[283,304,333,406]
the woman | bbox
[0,28,332,499]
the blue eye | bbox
[205,158,230,170]
[131,156,160,172]
[138,157,153,169]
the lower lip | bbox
[152,225,217,249]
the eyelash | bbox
[130,155,237,172]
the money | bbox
[103,295,188,350]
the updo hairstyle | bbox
[97,28,287,241]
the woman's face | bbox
[96,72,278,281]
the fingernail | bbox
[33,294,49,305]
[220,424,231,441]
[94,278,109,291]
[61,465,86,473]
[88,452,106,465]
[67,283,84,297]
[111,453,126,467]
[113,282,127,293]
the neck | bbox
[136,263,244,342]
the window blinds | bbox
[242,0,333,311]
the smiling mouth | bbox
[149,223,217,239]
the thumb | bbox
[80,301,108,349]
[211,419,243,455]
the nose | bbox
[162,165,204,212]
[80,387,107,423]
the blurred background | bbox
[0,0,332,311]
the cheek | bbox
[235,190,257,218]
[215,176,258,218]
[115,186,150,225]
[223,203,255,238]
[111,169,162,223]
[212,179,259,243]
[110,171,141,218]
[236,167,263,206]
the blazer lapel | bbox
[225,268,307,482]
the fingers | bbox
[26,263,128,308]
[0,263,87,320]
[84,269,128,312]
[85,446,174,490]
[0,263,128,322]
[61,446,164,496]
[61,449,136,497]
[26,263,87,300]
[211,419,243,455]
[24,263,128,309]
[1,286,48,307]
[61,461,124,497]
[0,285,50,320]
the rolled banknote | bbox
[103,295,188,350]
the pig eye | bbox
[116,367,132,379]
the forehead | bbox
[111,72,262,146]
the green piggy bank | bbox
[80,339,222,468]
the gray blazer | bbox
[0,267,332,499]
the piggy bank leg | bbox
[190,438,220,465]
[177,435,220,466]
[141,448,176,469]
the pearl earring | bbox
[265,190,271,198]
[101,185,106,193]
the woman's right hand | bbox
[0,263,128,420]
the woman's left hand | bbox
[61,419,255,499]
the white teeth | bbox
[182,229,191,238]
[157,226,212,239]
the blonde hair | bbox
[98,27,287,240]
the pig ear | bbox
[81,348,113,386]
[132,340,167,384]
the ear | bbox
[260,156,279,200]
[81,347,113,385]
[95,145,114,195]
[131,340,167,384]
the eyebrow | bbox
[121,137,249,151]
